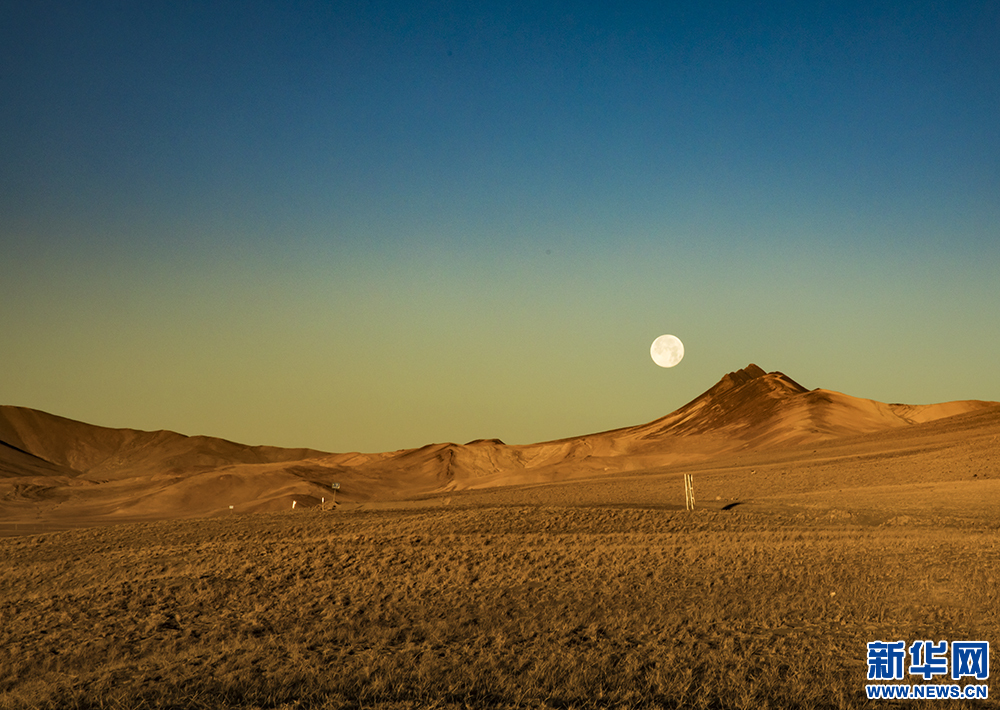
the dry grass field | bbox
[2,497,997,710]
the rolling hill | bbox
[2,364,997,530]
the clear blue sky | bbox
[2,1,998,452]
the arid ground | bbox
[2,366,998,708]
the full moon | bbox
[650,334,684,368]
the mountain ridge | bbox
[2,365,997,525]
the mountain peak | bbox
[707,364,807,397]
[633,364,811,440]
[715,363,767,391]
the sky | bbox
[2,1,998,453]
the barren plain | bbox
[1,365,998,708]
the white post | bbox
[684,474,695,511]
[292,500,297,509]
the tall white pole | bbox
[684,474,695,511]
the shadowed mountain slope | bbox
[2,365,997,526]
[0,406,326,480]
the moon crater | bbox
[650,334,684,368]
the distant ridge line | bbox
[2,365,999,528]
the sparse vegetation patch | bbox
[1,507,996,709]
